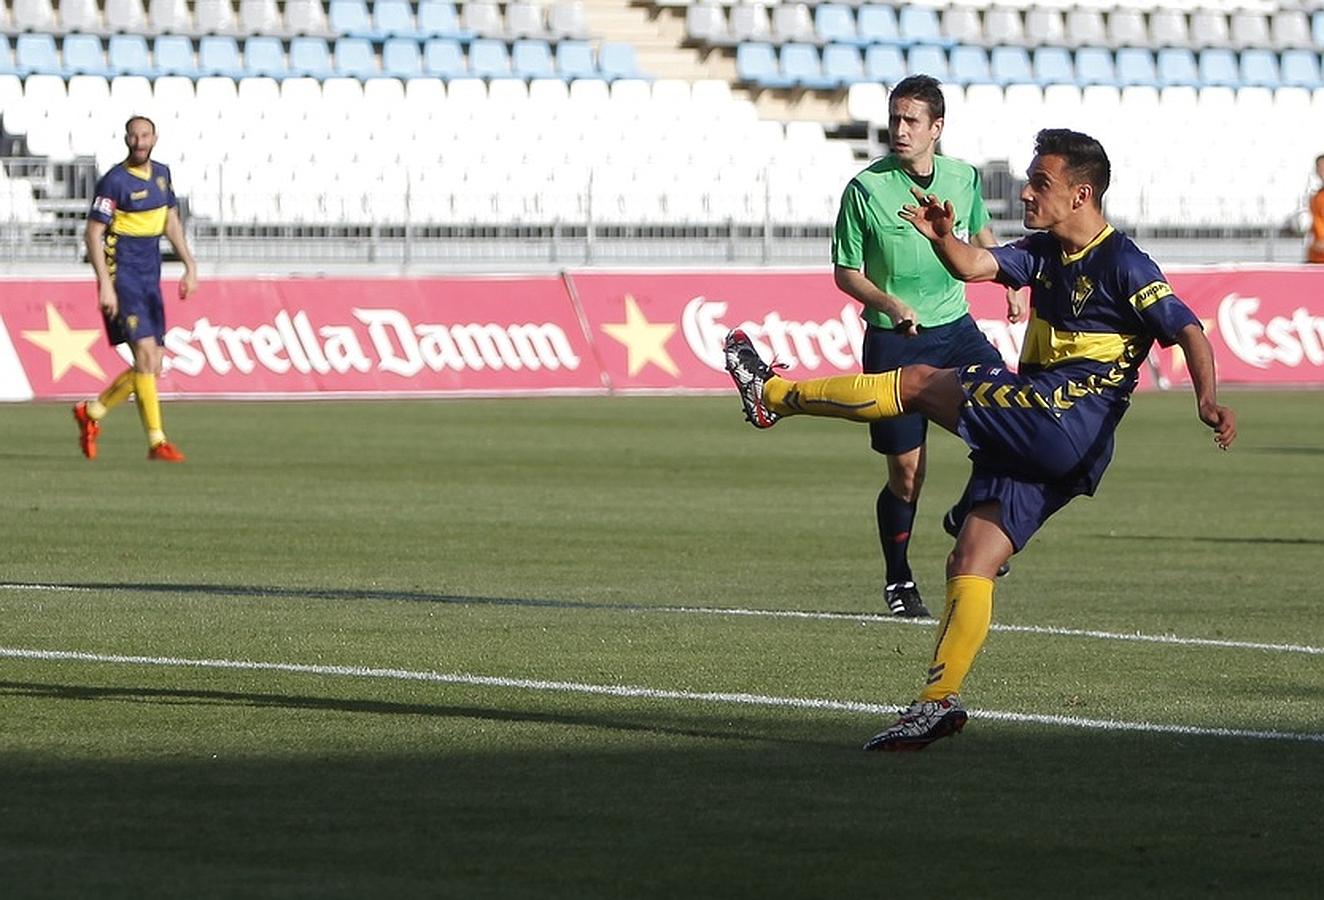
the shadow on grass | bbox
[0,679,828,749]
[0,693,1320,900]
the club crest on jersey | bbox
[1071,275,1095,315]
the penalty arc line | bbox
[1,645,1321,746]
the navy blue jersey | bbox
[88,160,176,286]
[976,226,1200,496]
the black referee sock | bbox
[877,486,916,587]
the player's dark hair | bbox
[125,115,156,134]
[889,75,944,122]
[1034,128,1110,206]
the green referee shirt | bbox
[832,154,990,329]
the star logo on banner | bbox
[21,303,107,382]
[600,294,679,377]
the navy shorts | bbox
[955,365,1115,551]
[103,275,166,347]
[862,314,1002,455]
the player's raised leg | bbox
[723,329,964,432]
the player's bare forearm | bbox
[899,190,999,282]
[84,220,110,286]
[165,207,198,298]
[930,232,1001,283]
[1176,323,1237,449]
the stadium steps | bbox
[584,0,848,124]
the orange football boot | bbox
[147,441,186,462]
[72,402,100,459]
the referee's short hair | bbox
[889,75,945,122]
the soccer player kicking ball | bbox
[723,129,1236,751]
[74,115,197,462]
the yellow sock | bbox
[90,368,136,420]
[920,575,994,701]
[133,371,166,447]
[764,369,904,421]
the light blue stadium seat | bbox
[857,5,901,46]
[16,34,61,77]
[373,0,417,39]
[599,42,643,81]
[512,39,555,80]
[814,4,861,47]
[382,37,422,78]
[906,44,948,80]
[989,46,1032,86]
[109,34,154,77]
[1032,46,1073,86]
[1197,48,1239,88]
[898,7,949,48]
[781,42,835,90]
[555,40,595,80]
[63,33,110,78]
[822,43,865,86]
[199,35,245,78]
[245,35,288,78]
[1280,49,1321,88]
[334,36,379,77]
[1238,49,1279,88]
[1115,48,1157,87]
[1074,47,1116,86]
[154,34,199,78]
[417,0,468,40]
[289,36,334,79]
[736,42,793,89]
[467,38,511,79]
[864,44,905,84]
[1313,12,1324,49]
[949,45,990,86]
[329,0,374,38]
[423,38,465,77]
[1156,47,1199,88]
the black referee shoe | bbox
[885,582,931,618]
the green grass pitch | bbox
[1,390,1321,897]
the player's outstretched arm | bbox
[975,226,1026,322]
[900,187,1000,283]
[1175,323,1236,450]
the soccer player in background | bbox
[724,129,1236,750]
[832,75,1023,619]
[74,115,197,462]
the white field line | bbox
[2,581,1320,657]
[660,606,1324,656]
[1,646,1321,745]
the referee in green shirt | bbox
[832,75,1023,617]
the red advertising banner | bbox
[2,266,1321,401]
[0,276,603,399]
[574,267,1324,392]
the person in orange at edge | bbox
[74,115,197,462]
[1308,154,1324,264]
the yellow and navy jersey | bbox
[989,225,1200,400]
[88,160,176,282]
